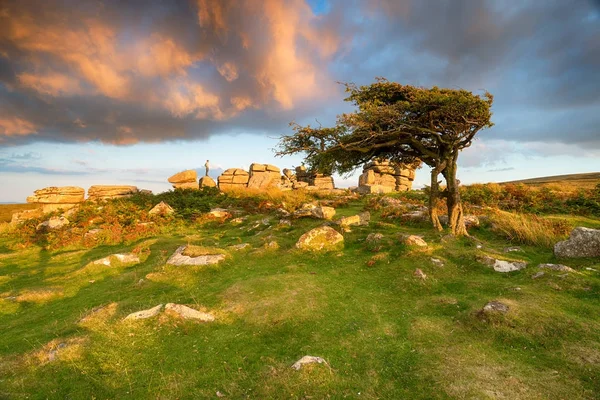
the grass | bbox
[489,210,572,248]
[0,194,599,399]
[502,172,600,191]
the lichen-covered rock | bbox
[26,186,85,212]
[247,163,281,189]
[149,201,175,216]
[482,301,509,313]
[554,227,600,258]
[87,185,138,201]
[338,212,370,227]
[402,235,428,247]
[166,246,227,266]
[218,168,249,190]
[165,303,214,321]
[36,216,70,231]
[538,263,575,272]
[296,226,344,252]
[479,255,527,272]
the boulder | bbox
[554,227,600,258]
[168,170,197,184]
[291,356,329,370]
[124,304,163,320]
[36,216,69,231]
[166,246,227,266]
[247,163,282,189]
[165,303,215,321]
[199,176,217,188]
[87,185,138,201]
[218,168,249,190]
[296,226,344,252]
[149,201,175,216]
[338,212,370,228]
[90,253,140,267]
[482,301,509,313]
[26,186,85,212]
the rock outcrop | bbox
[310,174,335,190]
[168,170,198,190]
[149,201,174,216]
[26,186,85,212]
[554,227,600,258]
[11,208,44,225]
[199,176,216,188]
[247,163,281,189]
[87,185,138,201]
[218,168,250,190]
[357,160,417,193]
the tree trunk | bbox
[429,167,443,231]
[442,159,468,236]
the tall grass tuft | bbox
[489,210,572,248]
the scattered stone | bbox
[414,268,427,279]
[229,243,251,251]
[504,246,522,253]
[401,210,427,221]
[532,271,545,279]
[366,233,384,243]
[586,267,597,271]
[36,216,70,231]
[166,246,226,266]
[296,226,344,252]
[165,303,215,321]
[216,391,225,398]
[338,212,370,228]
[538,263,575,273]
[149,201,175,216]
[311,206,336,220]
[87,185,138,201]
[207,208,232,219]
[402,235,428,247]
[430,258,445,267]
[291,355,329,370]
[263,241,279,250]
[482,301,509,313]
[26,186,85,213]
[554,227,600,258]
[277,208,291,217]
[230,217,246,225]
[91,253,141,267]
[278,219,292,227]
[199,176,217,188]
[479,255,527,272]
[84,228,103,238]
[168,170,198,189]
[464,215,480,228]
[124,304,163,320]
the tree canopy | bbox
[277,78,494,235]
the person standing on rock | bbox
[205,160,210,177]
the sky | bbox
[0,0,599,202]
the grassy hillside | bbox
[502,172,600,190]
[0,192,599,399]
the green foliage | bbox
[128,187,223,220]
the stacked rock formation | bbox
[294,166,334,190]
[247,163,281,189]
[218,168,249,190]
[168,170,198,190]
[311,174,335,190]
[358,160,416,194]
[87,185,138,201]
[26,186,85,212]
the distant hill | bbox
[501,172,600,190]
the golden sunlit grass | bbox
[0,203,39,223]
[489,210,572,248]
[181,245,229,257]
[16,287,64,303]
[502,172,600,191]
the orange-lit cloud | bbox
[0,117,37,136]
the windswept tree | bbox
[277,78,493,235]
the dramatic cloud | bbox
[0,0,598,148]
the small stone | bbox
[229,243,251,251]
[402,235,427,247]
[263,241,279,250]
[504,246,522,253]
[430,258,445,267]
[586,267,597,271]
[124,304,163,320]
[166,246,226,266]
[532,271,545,279]
[311,206,336,220]
[366,233,384,243]
[338,212,370,227]
[291,355,328,370]
[36,216,70,231]
[216,391,225,398]
[149,201,174,216]
[538,263,575,273]
[208,208,231,219]
[482,301,509,313]
[278,219,292,227]
[414,268,427,279]
[230,217,246,225]
[91,253,140,267]
[165,303,214,321]
[478,255,527,273]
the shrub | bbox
[489,210,572,248]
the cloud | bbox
[0,0,598,151]
[487,167,515,173]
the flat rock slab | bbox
[483,301,509,313]
[91,253,140,267]
[479,255,527,272]
[291,355,329,370]
[167,246,226,266]
[124,304,163,320]
[538,263,575,272]
[165,303,215,321]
